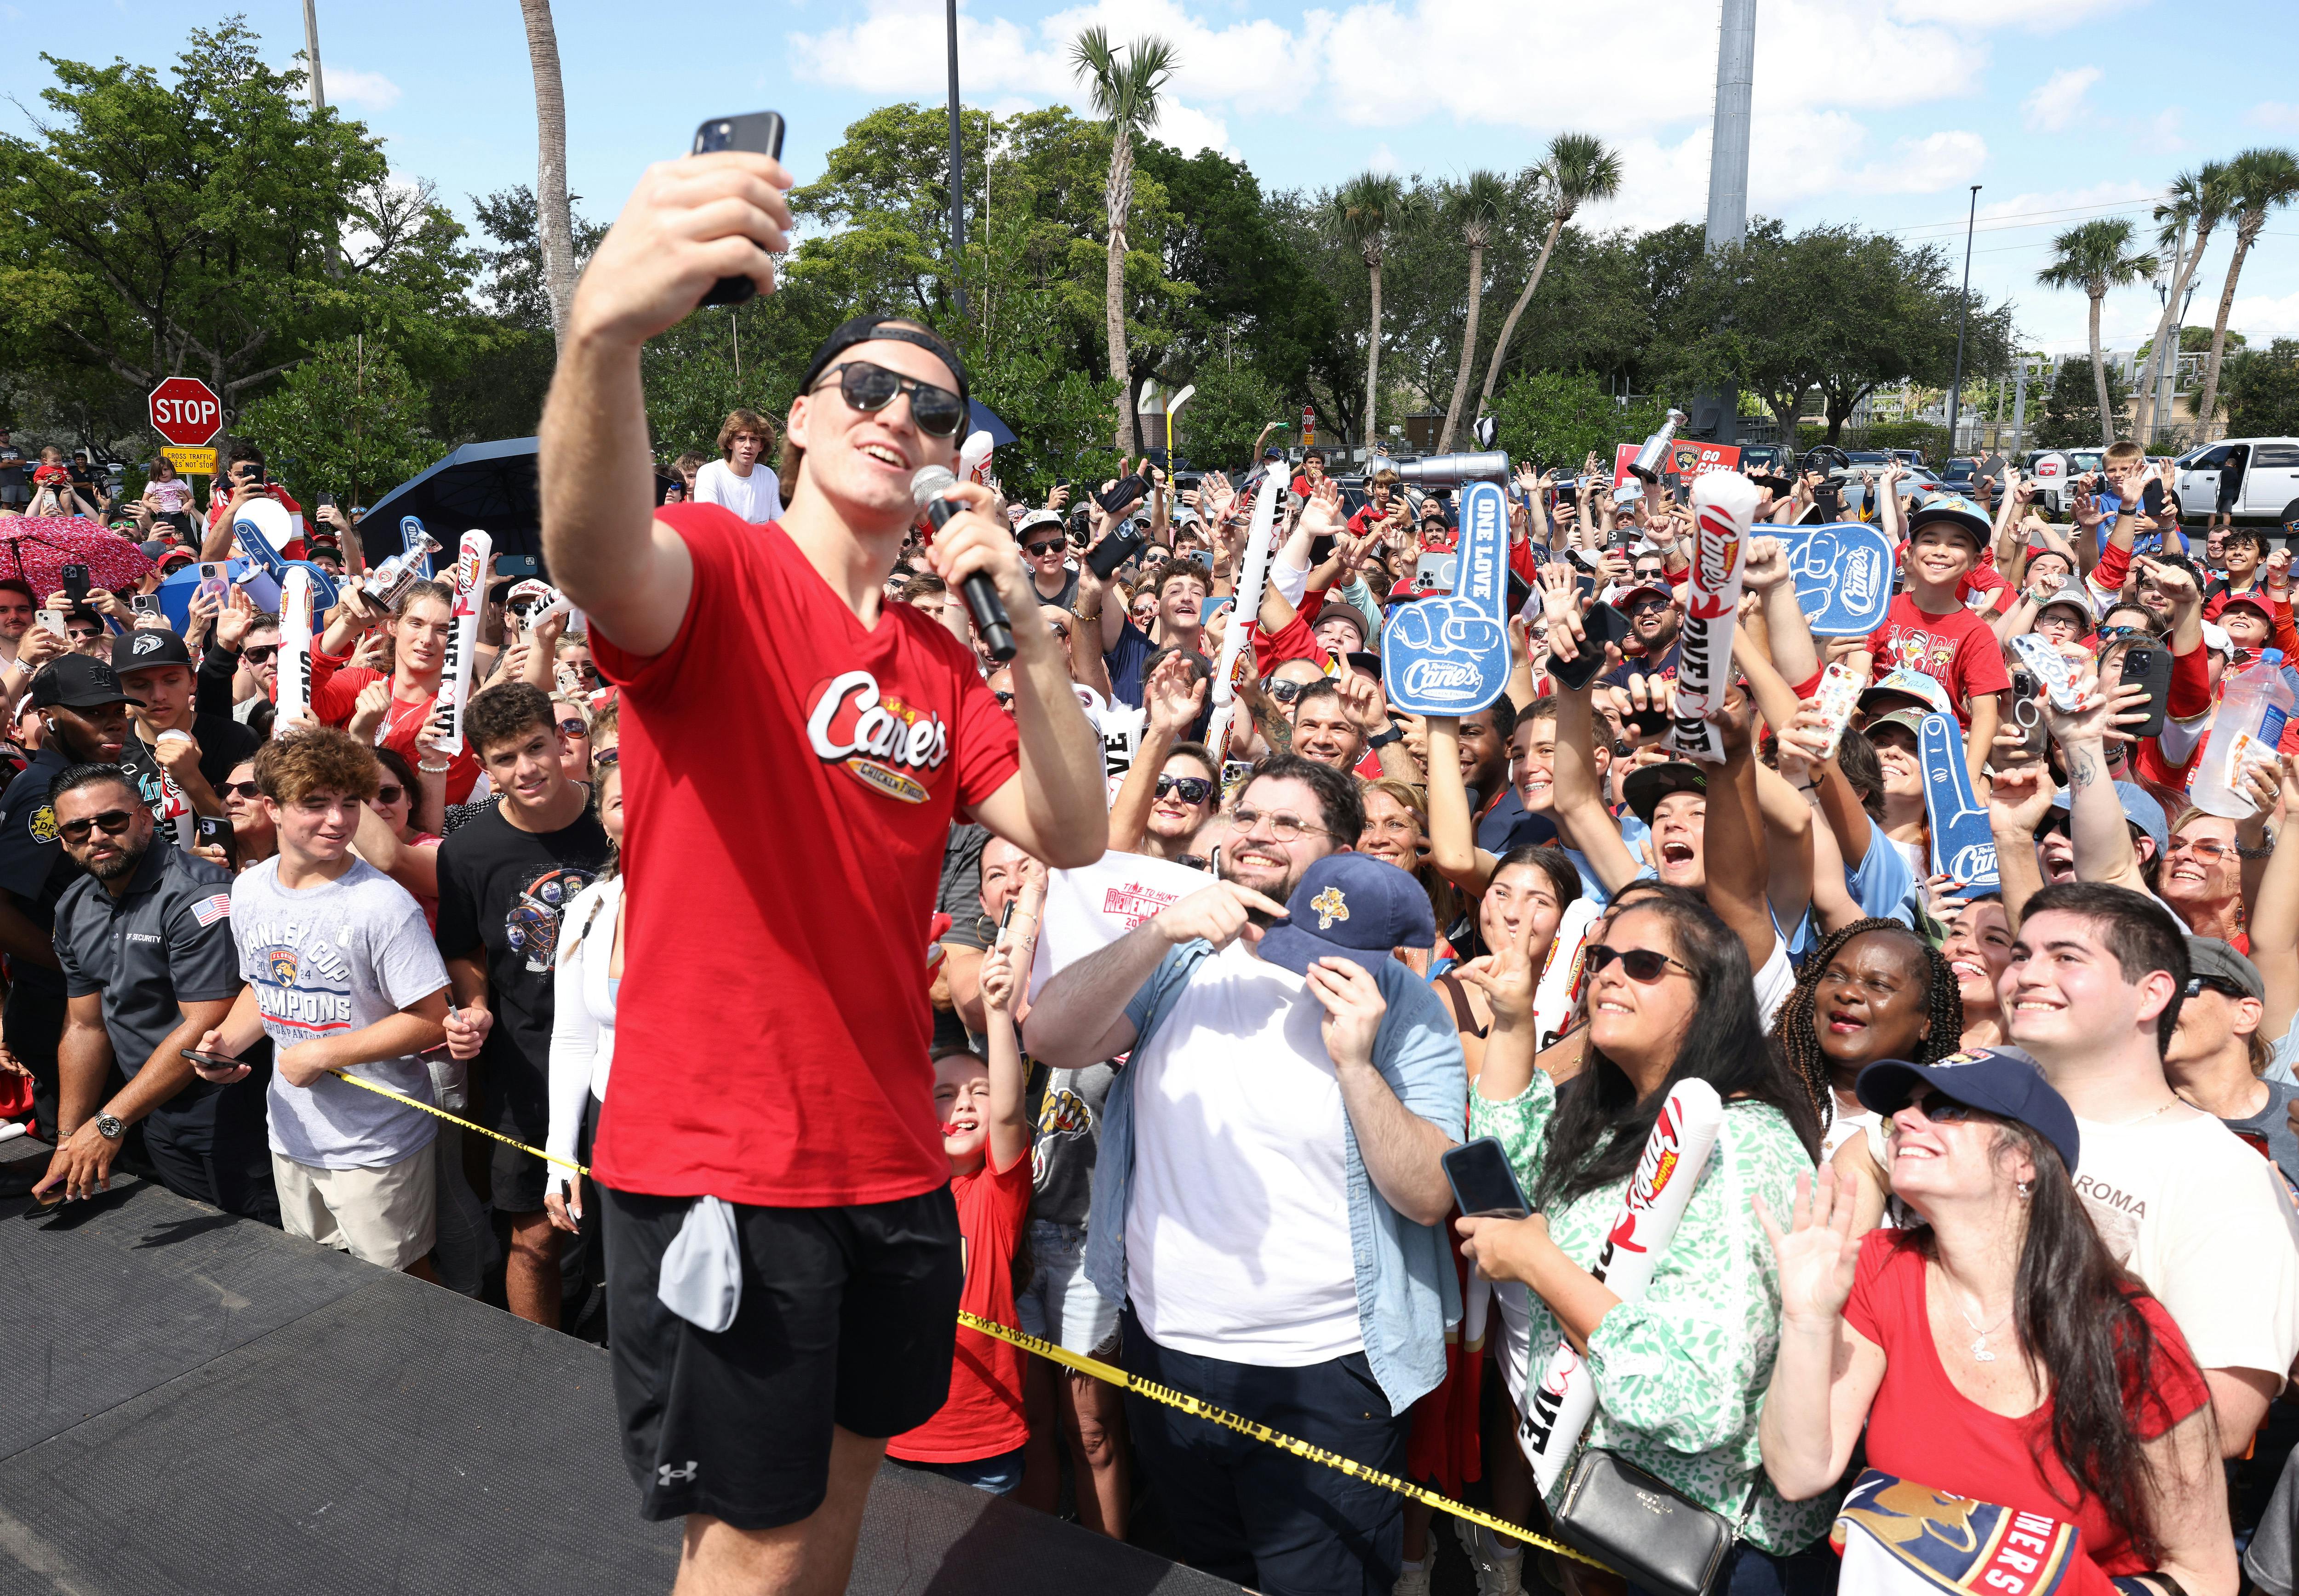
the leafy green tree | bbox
[1489,370,1663,473]
[2033,355,2131,450]
[1071,29,1178,453]
[1175,359,1289,471]
[239,336,434,507]
[2195,147,2299,431]
[0,19,475,431]
[1325,173,1416,445]
[471,185,606,331]
[2222,339,2299,439]
[2037,218,2157,446]
[1478,133,1622,411]
[1434,172,1513,452]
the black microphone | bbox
[910,466,1015,662]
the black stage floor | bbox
[0,1144,1235,1596]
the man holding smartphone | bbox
[538,133,1106,1592]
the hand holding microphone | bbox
[911,467,1017,662]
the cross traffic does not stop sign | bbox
[149,377,222,447]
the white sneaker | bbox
[1455,1518,1527,1596]
[1393,1552,1435,1596]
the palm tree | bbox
[2132,162,2230,440]
[2036,218,2158,447]
[1433,171,1512,454]
[1476,133,1622,411]
[1327,174,1413,450]
[2194,147,2299,436]
[1071,28,1178,454]
[518,0,578,347]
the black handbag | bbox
[1552,1448,1755,1596]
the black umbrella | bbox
[358,437,542,571]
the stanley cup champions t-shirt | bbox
[590,506,1021,1207]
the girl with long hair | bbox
[1454,886,1833,1592]
[1939,893,2015,1049]
[1760,1060,2234,1596]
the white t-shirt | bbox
[693,458,783,524]
[2072,1107,2299,1376]
[1124,940,1363,1363]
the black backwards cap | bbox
[797,315,971,410]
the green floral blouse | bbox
[1470,1071,1838,1556]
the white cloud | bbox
[2244,102,2299,133]
[1153,99,1230,158]
[1589,117,1985,234]
[2022,66,2099,133]
[1367,143,1400,175]
[324,66,402,111]
[2230,290,2299,340]
[1889,0,2137,28]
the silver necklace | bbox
[1958,1297,2013,1362]
[2112,1097,2179,1128]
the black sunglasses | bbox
[1889,1094,1977,1126]
[222,780,262,799]
[1265,678,1309,704]
[374,783,405,805]
[1583,943,1693,984]
[992,690,1015,708]
[57,808,136,844]
[242,644,278,664]
[1155,775,1213,805]
[1022,539,1065,557]
[813,361,966,438]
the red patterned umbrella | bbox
[0,516,156,598]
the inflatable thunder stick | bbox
[1203,472,1283,761]
[1670,473,1761,763]
[1516,1078,1725,1493]
[428,531,492,756]
[274,566,314,735]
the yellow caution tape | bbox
[323,1067,1608,1569]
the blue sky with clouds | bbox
[9,0,2299,358]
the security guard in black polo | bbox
[0,656,144,1151]
[33,762,272,1220]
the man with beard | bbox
[28,764,268,1218]
[1025,754,1463,1596]
[1602,576,1683,688]
[0,657,145,1144]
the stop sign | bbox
[149,377,221,447]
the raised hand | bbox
[1453,908,1539,1029]
[1754,1166,1861,1328]
[1152,880,1290,951]
[1143,648,1207,736]
[1538,562,1585,663]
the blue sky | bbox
[9,0,2299,359]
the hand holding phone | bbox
[60,564,89,607]
[1442,1137,1531,1220]
[690,113,788,307]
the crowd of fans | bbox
[8,334,2299,1596]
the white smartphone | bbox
[36,609,67,638]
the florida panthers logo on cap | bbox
[1311,885,1349,929]
[806,670,950,804]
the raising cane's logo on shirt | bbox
[806,669,952,804]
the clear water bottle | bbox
[2190,658,2293,819]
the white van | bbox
[2175,438,2299,526]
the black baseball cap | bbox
[30,655,145,710]
[113,629,192,672]
[1623,761,1709,826]
[796,315,969,408]
[1855,1045,2078,1174]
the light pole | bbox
[302,0,326,111]
[1695,0,1758,445]
[1945,183,1980,457]
[945,0,967,314]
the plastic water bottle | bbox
[2190,658,2293,818]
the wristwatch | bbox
[94,1112,123,1141]
[1367,725,1404,750]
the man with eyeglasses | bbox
[1025,755,1464,1595]
[29,762,270,1220]
[542,136,1104,1582]
[0,657,146,1145]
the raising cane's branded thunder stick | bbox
[274,566,314,735]
[427,531,492,756]
[1670,473,1761,764]
[1203,470,1284,761]
[1516,1078,1724,1493]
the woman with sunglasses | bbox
[350,745,446,929]
[2158,808,2251,949]
[216,757,276,871]
[1759,1056,2234,1596]
[1107,650,1218,861]
[1453,886,1831,1595]
[550,696,594,786]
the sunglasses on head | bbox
[1583,943,1693,983]
[1155,774,1213,805]
[57,808,135,844]
[813,360,966,438]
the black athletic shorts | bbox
[600,1183,962,1530]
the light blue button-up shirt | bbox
[1084,940,1466,1411]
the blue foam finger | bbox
[1784,522,1898,635]
[1921,711,1998,898]
[1383,481,1512,715]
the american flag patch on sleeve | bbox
[191,894,232,927]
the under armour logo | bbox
[658,1460,699,1486]
[1311,885,1348,930]
[132,633,164,656]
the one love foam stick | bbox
[1514,1078,1724,1494]
[1670,472,1762,764]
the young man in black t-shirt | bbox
[436,682,610,1328]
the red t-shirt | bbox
[589,507,1020,1206]
[1867,593,2012,725]
[1844,1231,2207,1594]
[886,1146,1033,1463]
[306,654,481,804]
